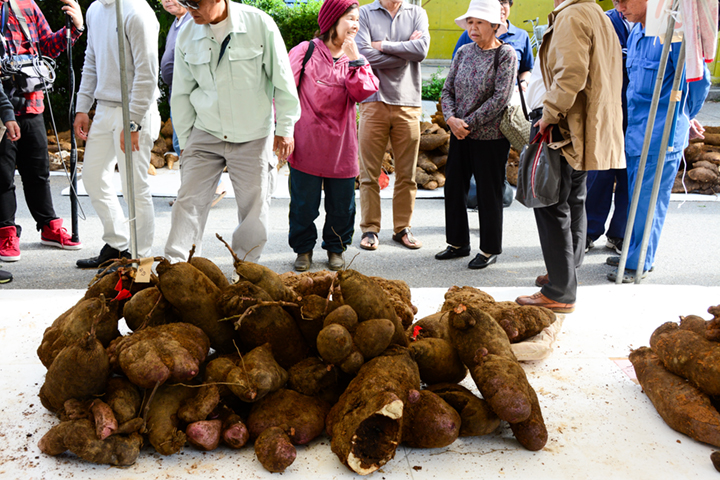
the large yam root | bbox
[630,346,720,447]
[122,286,179,331]
[39,333,110,413]
[480,301,556,343]
[326,346,420,475]
[189,256,229,290]
[338,269,408,347]
[146,384,195,455]
[409,337,467,384]
[107,323,210,389]
[470,354,532,423]
[651,324,720,396]
[156,259,236,352]
[226,343,288,402]
[38,419,142,465]
[427,383,500,437]
[38,296,119,368]
[370,277,417,329]
[401,390,460,448]
[247,389,330,445]
[254,426,296,473]
[448,304,516,366]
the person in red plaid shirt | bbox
[0,0,84,263]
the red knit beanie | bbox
[318,0,358,34]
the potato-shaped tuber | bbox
[186,419,222,451]
[317,323,354,364]
[254,426,297,473]
[427,383,500,437]
[354,319,396,359]
[226,344,288,403]
[402,390,461,448]
[248,389,330,445]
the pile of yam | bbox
[674,126,720,194]
[629,304,720,472]
[35,242,556,474]
[46,116,178,175]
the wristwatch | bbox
[129,121,142,132]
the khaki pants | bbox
[358,102,421,234]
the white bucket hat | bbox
[455,0,508,36]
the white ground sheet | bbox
[1,284,719,479]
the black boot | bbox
[76,243,130,269]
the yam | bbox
[254,426,296,473]
[713,451,720,472]
[629,346,720,447]
[317,323,354,364]
[156,259,236,352]
[420,132,450,151]
[220,406,249,448]
[218,280,273,318]
[480,301,556,343]
[323,305,359,334]
[442,285,495,312]
[91,399,118,440]
[409,337,467,384]
[688,166,718,183]
[417,154,438,173]
[186,419,222,451]
[38,296,119,368]
[415,167,432,186]
[291,293,335,352]
[226,343,288,402]
[247,388,330,444]
[401,390,460,448]
[326,346,420,475]
[353,319,396,359]
[39,333,110,413]
[427,383,500,437]
[189,256,230,290]
[371,276,417,329]
[122,286,179,331]
[431,171,446,188]
[279,270,335,298]
[339,346,365,375]
[146,384,195,455]
[407,311,451,342]
[448,304,516,366]
[508,384,548,451]
[651,325,720,396]
[470,354,532,423]
[423,180,439,190]
[338,269,408,347]
[204,355,239,397]
[38,419,143,466]
[178,384,221,423]
[107,322,210,389]
[428,153,448,169]
[287,357,339,401]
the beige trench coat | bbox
[539,0,625,171]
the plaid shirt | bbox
[1,0,82,114]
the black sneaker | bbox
[76,243,130,269]
[0,268,12,284]
[585,237,595,253]
[605,236,623,254]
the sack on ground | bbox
[515,131,562,208]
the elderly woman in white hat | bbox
[435,0,516,270]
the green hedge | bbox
[40,0,321,131]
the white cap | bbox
[455,0,507,36]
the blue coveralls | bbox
[624,24,710,272]
[585,9,631,243]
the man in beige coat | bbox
[516,0,624,312]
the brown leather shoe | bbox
[515,291,575,313]
[535,274,549,287]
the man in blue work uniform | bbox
[609,0,710,282]
[584,1,632,255]
[453,0,532,208]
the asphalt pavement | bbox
[2,101,720,291]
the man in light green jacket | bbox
[165,0,300,263]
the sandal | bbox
[607,268,649,283]
[360,231,379,251]
[392,228,422,250]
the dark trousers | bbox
[0,113,56,231]
[531,122,587,304]
[585,168,628,241]
[444,134,509,254]
[288,166,356,254]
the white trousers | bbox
[164,128,274,263]
[82,104,160,257]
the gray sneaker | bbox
[328,251,344,271]
[0,268,12,284]
[294,252,312,272]
[605,236,623,254]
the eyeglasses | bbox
[178,0,200,10]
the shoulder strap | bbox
[297,40,315,89]
[493,44,501,72]
[8,0,37,55]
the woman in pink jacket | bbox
[287,0,379,272]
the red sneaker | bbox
[41,219,82,250]
[0,226,20,261]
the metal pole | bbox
[114,0,138,260]
[632,38,685,284]
[616,0,679,284]
[66,16,79,243]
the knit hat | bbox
[318,0,357,34]
[455,0,507,35]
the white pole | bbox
[114,0,138,260]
